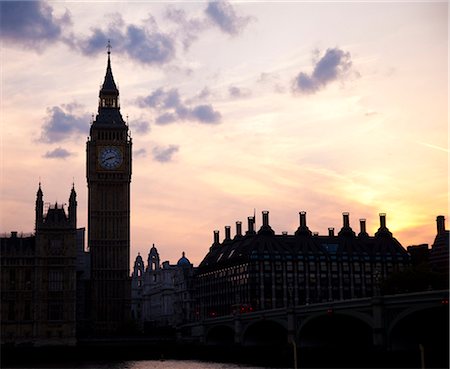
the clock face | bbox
[99,146,123,170]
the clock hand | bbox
[103,155,115,162]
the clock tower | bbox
[87,46,132,333]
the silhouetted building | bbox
[131,245,195,330]
[407,244,430,266]
[1,185,78,346]
[86,46,132,334]
[430,215,449,276]
[194,211,410,318]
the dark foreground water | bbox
[4,360,271,369]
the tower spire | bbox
[101,40,118,94]
[94,40,125,125]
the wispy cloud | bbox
[0,1,71,51]
[164,7,207,51]
[43,147,74,159]
[228,85,251,99]
[137,88,221,125]
[205,0,252,36]
[293,48,353,94]
[417,142,449,153]
[39,105,89,143]
[152,145,179,163]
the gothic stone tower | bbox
[87,48,132,333]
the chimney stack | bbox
[358,218,369,237]
[247,216,255,234]
[213,230,220,244]
[224,226,231,241]
[359,219,367,234]
[299,211,307,227]
[437,215,446,235]
[343,212,350,228]
[328,227,335,237]
[236,221,242,237]
[379,213,386,228]
[262,210,269,227]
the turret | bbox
[147,244,160,271]
[35,183,43,231]
[68,184,77,228]
[133,253,145,279]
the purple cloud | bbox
[205,0,252,36]
[138,88,222,125]
[134,148,147,158]
[43,147,73,159]
[40,105,90,143]
[152,145,179,163]
[130,119,150,134]
[0,1,71,50]
[75,14,175,65]
[293,48,353,94]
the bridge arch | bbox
[298,311,373,349]
[242,319,287,346]
[388,304,448,351]
[205,324,235,345]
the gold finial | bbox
[107,40,112,55]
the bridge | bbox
[184,289,449,352]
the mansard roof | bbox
[198,212,409,271]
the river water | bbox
[8,360,274,369]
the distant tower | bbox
[35,183,43,231]
[147,244,160,272]
[86,44,132,334]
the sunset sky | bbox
[1,1,448,267]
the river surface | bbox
[7,360,276,369]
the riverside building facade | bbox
[194,211,411,318]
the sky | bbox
[0,1,448,267]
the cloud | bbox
[0,1,71,50]
[74,14,175,65]
[205,0,252,36]
[257,72,286,93]
[39,105,90,143]
[137,88,222,125]
[43,147,74,159]
[191,105,221,123]
[293,48,353,94]
[228,85,251,98]
[134,148,147,158]
[152,145,179,163]
[130,118,150,134]
[164,7,206,51]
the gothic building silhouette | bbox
[1,186,78,345]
